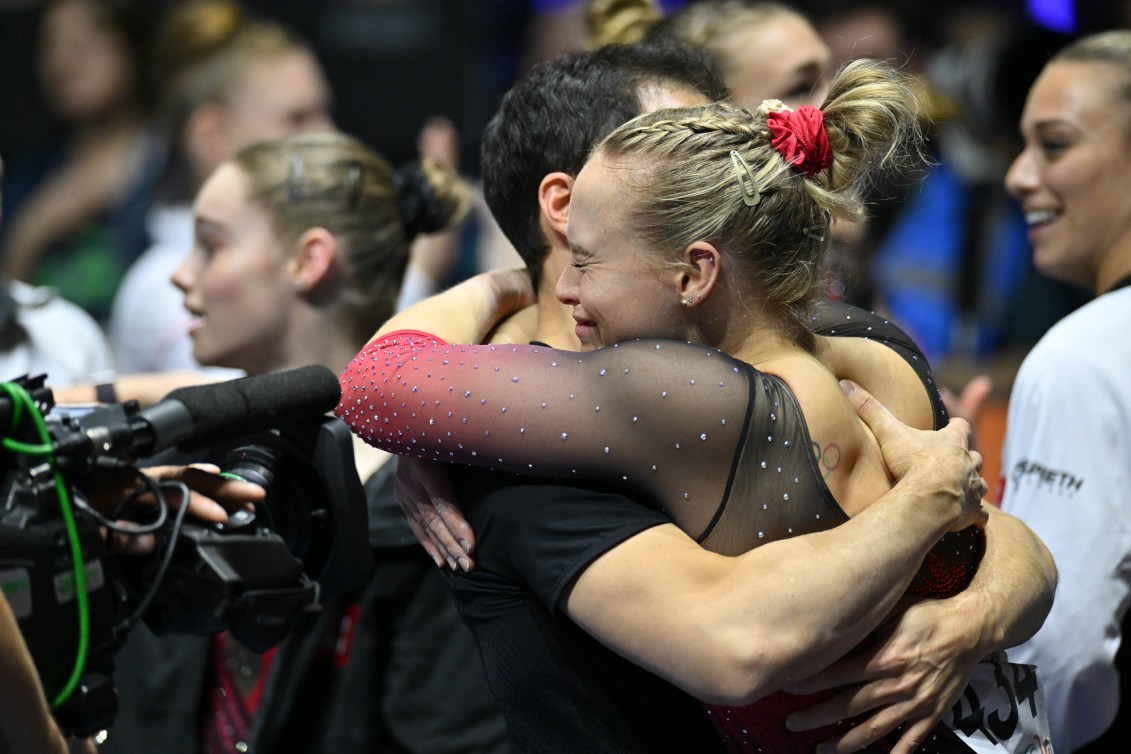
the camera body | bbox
[0,373,373,736]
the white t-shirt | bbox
[999,286,1131,753]
[107,204,199,374]
[0,280,114,386]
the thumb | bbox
[840,379,903,445]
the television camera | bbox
[0,367,372,737]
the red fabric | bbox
[201,633,278,754]
[702,542,977,753]
[766,106,832,177]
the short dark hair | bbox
[480,43,727,283]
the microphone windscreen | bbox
[166,365,341,450]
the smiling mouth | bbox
[1024,209,1059,228]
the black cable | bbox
[113,480,192,637]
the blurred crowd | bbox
[1,1,1130,753]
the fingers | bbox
[142,464,265,523]
[788,670,915,733]
[425,497,474,571]
[786,654,876,696]
[393,460,475,571]
[400,503,446,568]
[811,704,939,754]
[840,380,902,441]
[938,417,974,452]
[883,716,940,754]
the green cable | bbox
[0,382,89,708]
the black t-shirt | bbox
[448,467,724,753]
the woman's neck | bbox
[266,308,363,376]
[71,106,143,154]
[1096,245,1131,295]
[706,293,801,367]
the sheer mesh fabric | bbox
[339,331,753,538]
[338,303,987,754]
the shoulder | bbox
[1013,291,1131,396]
[11,282,103,339]
[600,339,754,377]
[807,300,942,430]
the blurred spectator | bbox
[0,154,113,389]
[999,29,1131,753]
[588,0,831,110]
[107,0,334,377]
[1,0,157,324]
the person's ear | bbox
[184,103,230,175]
[289,227,338,294]
[676,242,721,308]
[538,172,573,241]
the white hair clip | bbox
[730,150,762,207]
[757,98,792,116]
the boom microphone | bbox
[54,366,342,466]
[136,365,342,453]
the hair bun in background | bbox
[393,162,449,241]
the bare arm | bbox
[0,595,70,754]
[781,505,1055,753]
[373,268,534,344]
[50,370,223,409]
[564,386,987,706]
[946,505,1056,651]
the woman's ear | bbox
[289,227,338,294]
[677,242,721,307]
[537,171,574,242]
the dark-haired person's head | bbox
[481,43,727,283]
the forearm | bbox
[373,269,533,344]
[569,475,961,706]
[51,370,222,409]
[944,506,1056,654]
[0,597,68,754]
[715,477,963,700]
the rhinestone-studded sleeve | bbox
[337,330,753,524]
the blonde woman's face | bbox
[173,163,295,373]
[558,154,684,350]
[1005,61,1131,291]
[721,13,831,111]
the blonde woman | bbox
[342,60,1050,753]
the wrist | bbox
[945,583,1003,658]
[484,268,535,313]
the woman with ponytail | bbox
[340,60,1051,753]
[104,132,508,754]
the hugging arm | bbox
[339,333,751,520]
[562,383,987,708]
[784,396,1056,754]
[373,269,535,345]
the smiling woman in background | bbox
[999,29,1131,754]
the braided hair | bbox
[594,58,922,333]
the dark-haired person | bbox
[369,45,1054,753]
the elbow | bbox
[692,628,821,706]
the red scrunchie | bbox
[765,105,832,177]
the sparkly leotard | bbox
[338,302,985,753]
